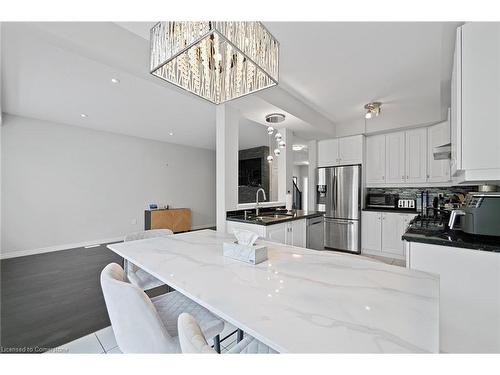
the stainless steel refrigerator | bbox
[316,165,361,254]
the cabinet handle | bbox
[402,176,404,180]
[407,175,409,179]
[427,174,430,179]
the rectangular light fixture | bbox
[150,22,279,104]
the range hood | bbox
[433,143,451,160]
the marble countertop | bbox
[108,230,439,353]
[226,210,323,226]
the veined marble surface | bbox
[108,230,439,353]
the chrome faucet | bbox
[255,188,267,216]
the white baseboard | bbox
[0,236,124,260]
[0,223,216,260]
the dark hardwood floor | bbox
[0,244,125,353]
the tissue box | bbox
[223,241,268,265]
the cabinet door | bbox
[405,128,428,183]
[381,213,406,257]
[361,211,382,252]
[450,27,462,176]
[338,135,363,165]
[365,135,386,184]
[265,223,287,244]
[385,131,406,184]
[318,139,339,167]
[290,219,306,247]
[462,23,500,171]
[427,121,451,182]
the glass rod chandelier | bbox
[150,21,279,104]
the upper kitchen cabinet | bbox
[427,121,451,183]
[366,134,386,184]
[317,138,339,167]
[451,23,500,182]
[366,124,452,186]
[405,128,428,183]
[318,135,363,167]
[385,131,406,184]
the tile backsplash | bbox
[366,186,480,212]
[367,186,479,201]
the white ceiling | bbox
[265,22,461,134]
[1,22,216,149]
[1,21,461,150]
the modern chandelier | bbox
[150,22,280,104]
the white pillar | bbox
[307,140,318,212]
[277,128,293,204]
[216,105,239,232]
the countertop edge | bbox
[226,212,324,226]
[402,234,500,253]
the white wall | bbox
[1,114,216,257]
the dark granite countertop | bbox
[363,208,419,214]
[403,229,500,253]
[227,210,324,226]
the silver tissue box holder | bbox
[223,241,268,265]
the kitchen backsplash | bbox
[367,186,479,202]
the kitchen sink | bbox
[249,213,293,222]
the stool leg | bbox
[237,329,244,343]
[213,334,221,353]
[123,259,129,280]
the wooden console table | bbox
[144,208,191,233]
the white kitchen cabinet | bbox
[226,220,266,237]
[290,219,306,247]
[365,135,386,184]
[427,121,451,183]
[361,211,382,253]
[451,23,500,181]
[317,138,339,167]
[338,135,364,165]
[385,131,406,184]
[226,219,306,247]
[381,213,415,258]
[265,222,288,244]
[450,26,462,177]
[362,211,416,259]
[405,128,428,183]
[318,135,363,167]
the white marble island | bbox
[108,230,439,353]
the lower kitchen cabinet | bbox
[266,222,288,244]
[361,211,382,252]
[226,219,306,248]
[362,211,416,260]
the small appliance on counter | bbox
[448,192,500,237]
[366,193,399,209]
[396,198,416,210]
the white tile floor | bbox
[48,322,238,354]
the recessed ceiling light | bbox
[111,78,120,84]
[80,113,88,118]
[168,132,174,136]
